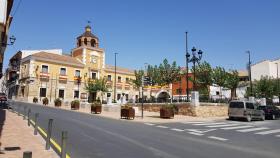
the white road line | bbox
[193,122,226,126]
[275,135,280,137]
[188,132,204,136]
[221,125,254,130]
[208,136,228,141]
[144,123,155,126]
[255,129,280,135]
[237,127,269,132]
[171,128,184,132]
[207,124,240,128]
[182,121,207,124]
[156,125,169,129]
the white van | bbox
[228,100,265,122]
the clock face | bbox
[91,55,97,63]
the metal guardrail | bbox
[6,102,69,158]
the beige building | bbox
[7,25,137,104]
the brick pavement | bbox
[0,108,58,158]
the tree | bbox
[132,70,144,102]
[147,65,164,86]
[254,76,274,99]
[85,77,108,103]
[158,59,181,102]
[212,66,227,100]
[192,61,213,99]
[225,70,240,100]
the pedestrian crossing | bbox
[144,121,280,138]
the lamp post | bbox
[276,62,279,98]
[246,51,253,96]
[114,53,118,102]
[1,35,16,46]
[186,47,203,92]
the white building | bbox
[251,58,280,81]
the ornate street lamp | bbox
[186,47,203,93]
[1,35,16,46]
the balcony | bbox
[40,72,50,79]
[59,74,68,80]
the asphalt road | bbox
[8,101,280,158]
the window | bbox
[107,93,111,97]
[216,91,220,95]
[107,75,112,81]
[42,65,48,73]
[59,89,64,99]
[74,90,79,98]
[125,94,129,101]
[75,70,81,77]
[91,39,96,47]
[117,94,121,100]
[91,72,97,79]
[229,102,244,108]
[126,78,129,83]
[246,103,254,109]
[84,38,88,45]
[118,76,121,82]
[60,68,66,75]
[40,88,47,97]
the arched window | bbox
[91,39,96,47]
[78,39,81,46]
[84,38,88,45]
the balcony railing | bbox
[40,72,50,78]
[59,74,68,80]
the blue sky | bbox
[5,0,280,71]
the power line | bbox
[12,0,23,17]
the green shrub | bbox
[42,97,49,105]
[54,98,62,106]
[33,97,38,103]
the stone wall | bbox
[129,103,228,117]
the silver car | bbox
[228,100,265,122]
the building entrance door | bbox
[88,92,97,103]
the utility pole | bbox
[247,51,253,96]
[276,63,279,98]
[114,53,118,102]
[185,32,189,102]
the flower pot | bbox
[91,105,102,114]
[121,108,135,120]
[160,108,174,119]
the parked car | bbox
[0,93,7,102]
[258,105,280,120]
[228,100,265,122]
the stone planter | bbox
[160,108,174,119]
[91,105,102,114]
[121,108,135,120]
[71,103,79,110]
[54,102,61,107]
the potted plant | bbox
[91,101,102,114]
[33,97,38,103]
[54,98,62,107]
[71,100,80,110]
[42,97,49,106]
[160,104,175,119]
[120,105,135,120]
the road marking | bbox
[255,129,280,135]
[30,119,71,158]
[194,122,226,126]
[275,135,280,137]
[237,127,269,132]
[221,125,254,130]
[156,125,169,129]
[208,136,228,141]
[144,123,155,126]
[207,124,240,128]
[188,132,204,136]
[171,128,184,132]
[182,121,206,124]
[186,129,216,133]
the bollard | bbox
[34,113,39,135]
[27,109,31,127]
[45,119,53,150]
[23,151,32,158]
[23,106,27,120]
[61,131,68,158]
[17,106,21,116]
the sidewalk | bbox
[0,108,58,158]
[28,101,227,123]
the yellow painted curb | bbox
[30,119,71,158]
